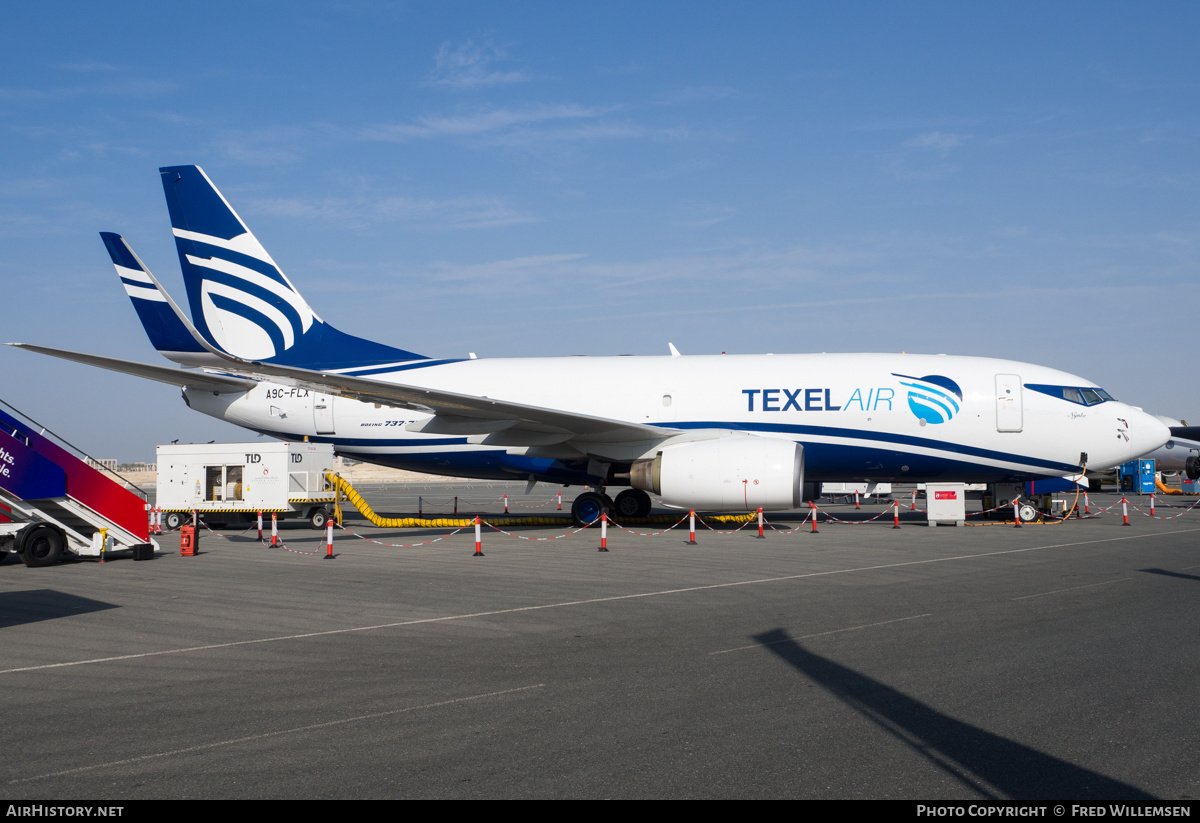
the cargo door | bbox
[313,394,335,434]
[995,374,1023,432]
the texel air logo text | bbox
[741,374,963,424]
[893,374,963,424]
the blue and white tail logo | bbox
[159,165,424,369]
[160,165,316,360]
[894,373,963,425]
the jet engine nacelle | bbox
[630,436,804,511]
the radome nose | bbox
[1128,409,1171,461]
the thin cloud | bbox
[903,131,969,151]
[361,104,611,141]
[425,40,528,89]
[250,192,539,231]
[56,61,119,72]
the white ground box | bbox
[821,482,893,497]
[156,442,336,528]
[925,482,966,527]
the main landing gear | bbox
[613,489,652,519]
[571,488,652,526]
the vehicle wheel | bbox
[164,512,184,530]
[1018,504,1037,523]
[571,492,608,526]
[1187,455,1200,481]
[309,508,329,530]
[614,489,652,519]
[1120,475,1133,492]
[21,525,64,567]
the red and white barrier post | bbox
[756,507,764,539]
[557,492,562,511]
[854,490,860,510]
[454,496,458,515]
[893,500,901,529]
[1122,496,1130,526]
[912,490,917,510]
[687,509,697,545]
[1013,498,1022,528]
[271,512,278,546]
[474,516,484,556]
[257,510,263,541]
[599,512,609,552]
[1150,493,1155,518]
[1084,492,1090,516]
[504,494,509,514]
[324,520,334,559]
[809,501,819,533]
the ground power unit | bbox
[156,442,336,529]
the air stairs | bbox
[0,402,157,566]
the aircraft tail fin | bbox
[158,165,425,369]
[101,231,215,367]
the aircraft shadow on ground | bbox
[1138,568,1200,583]
[0,589,119,628]
[753,629,1154,800]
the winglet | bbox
[101,232,220,367]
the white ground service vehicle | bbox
[156,442,336,530]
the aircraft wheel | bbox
[21,525,64,567]
[1187,455,1200,481]
[614,489,652,519]
[571,492,609,527]
[309,508,329,530]
[164,512,184,530]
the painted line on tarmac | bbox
[709,613,933,656]
[7,684,545,785]
[3,527,1197,677]
[1011,577,1132,601]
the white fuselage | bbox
[183,352,1169,487]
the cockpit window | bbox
[1026,383,1115,406]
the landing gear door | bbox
[313,394,335,434]
[995,374,1023,432]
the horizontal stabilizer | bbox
[7,343,256,394]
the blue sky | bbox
[2,2,1197,461]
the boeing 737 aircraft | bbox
[10,165,1172,524]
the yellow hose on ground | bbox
[324,472,754,528]
[1155,478,1183,495]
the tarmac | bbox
[1,484,1198,799]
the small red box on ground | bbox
[179,525,199,556]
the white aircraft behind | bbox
[1141,417,1200,478]
[10,165,1171,523]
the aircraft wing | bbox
[8,343,257,394]
[196,355,677,444]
